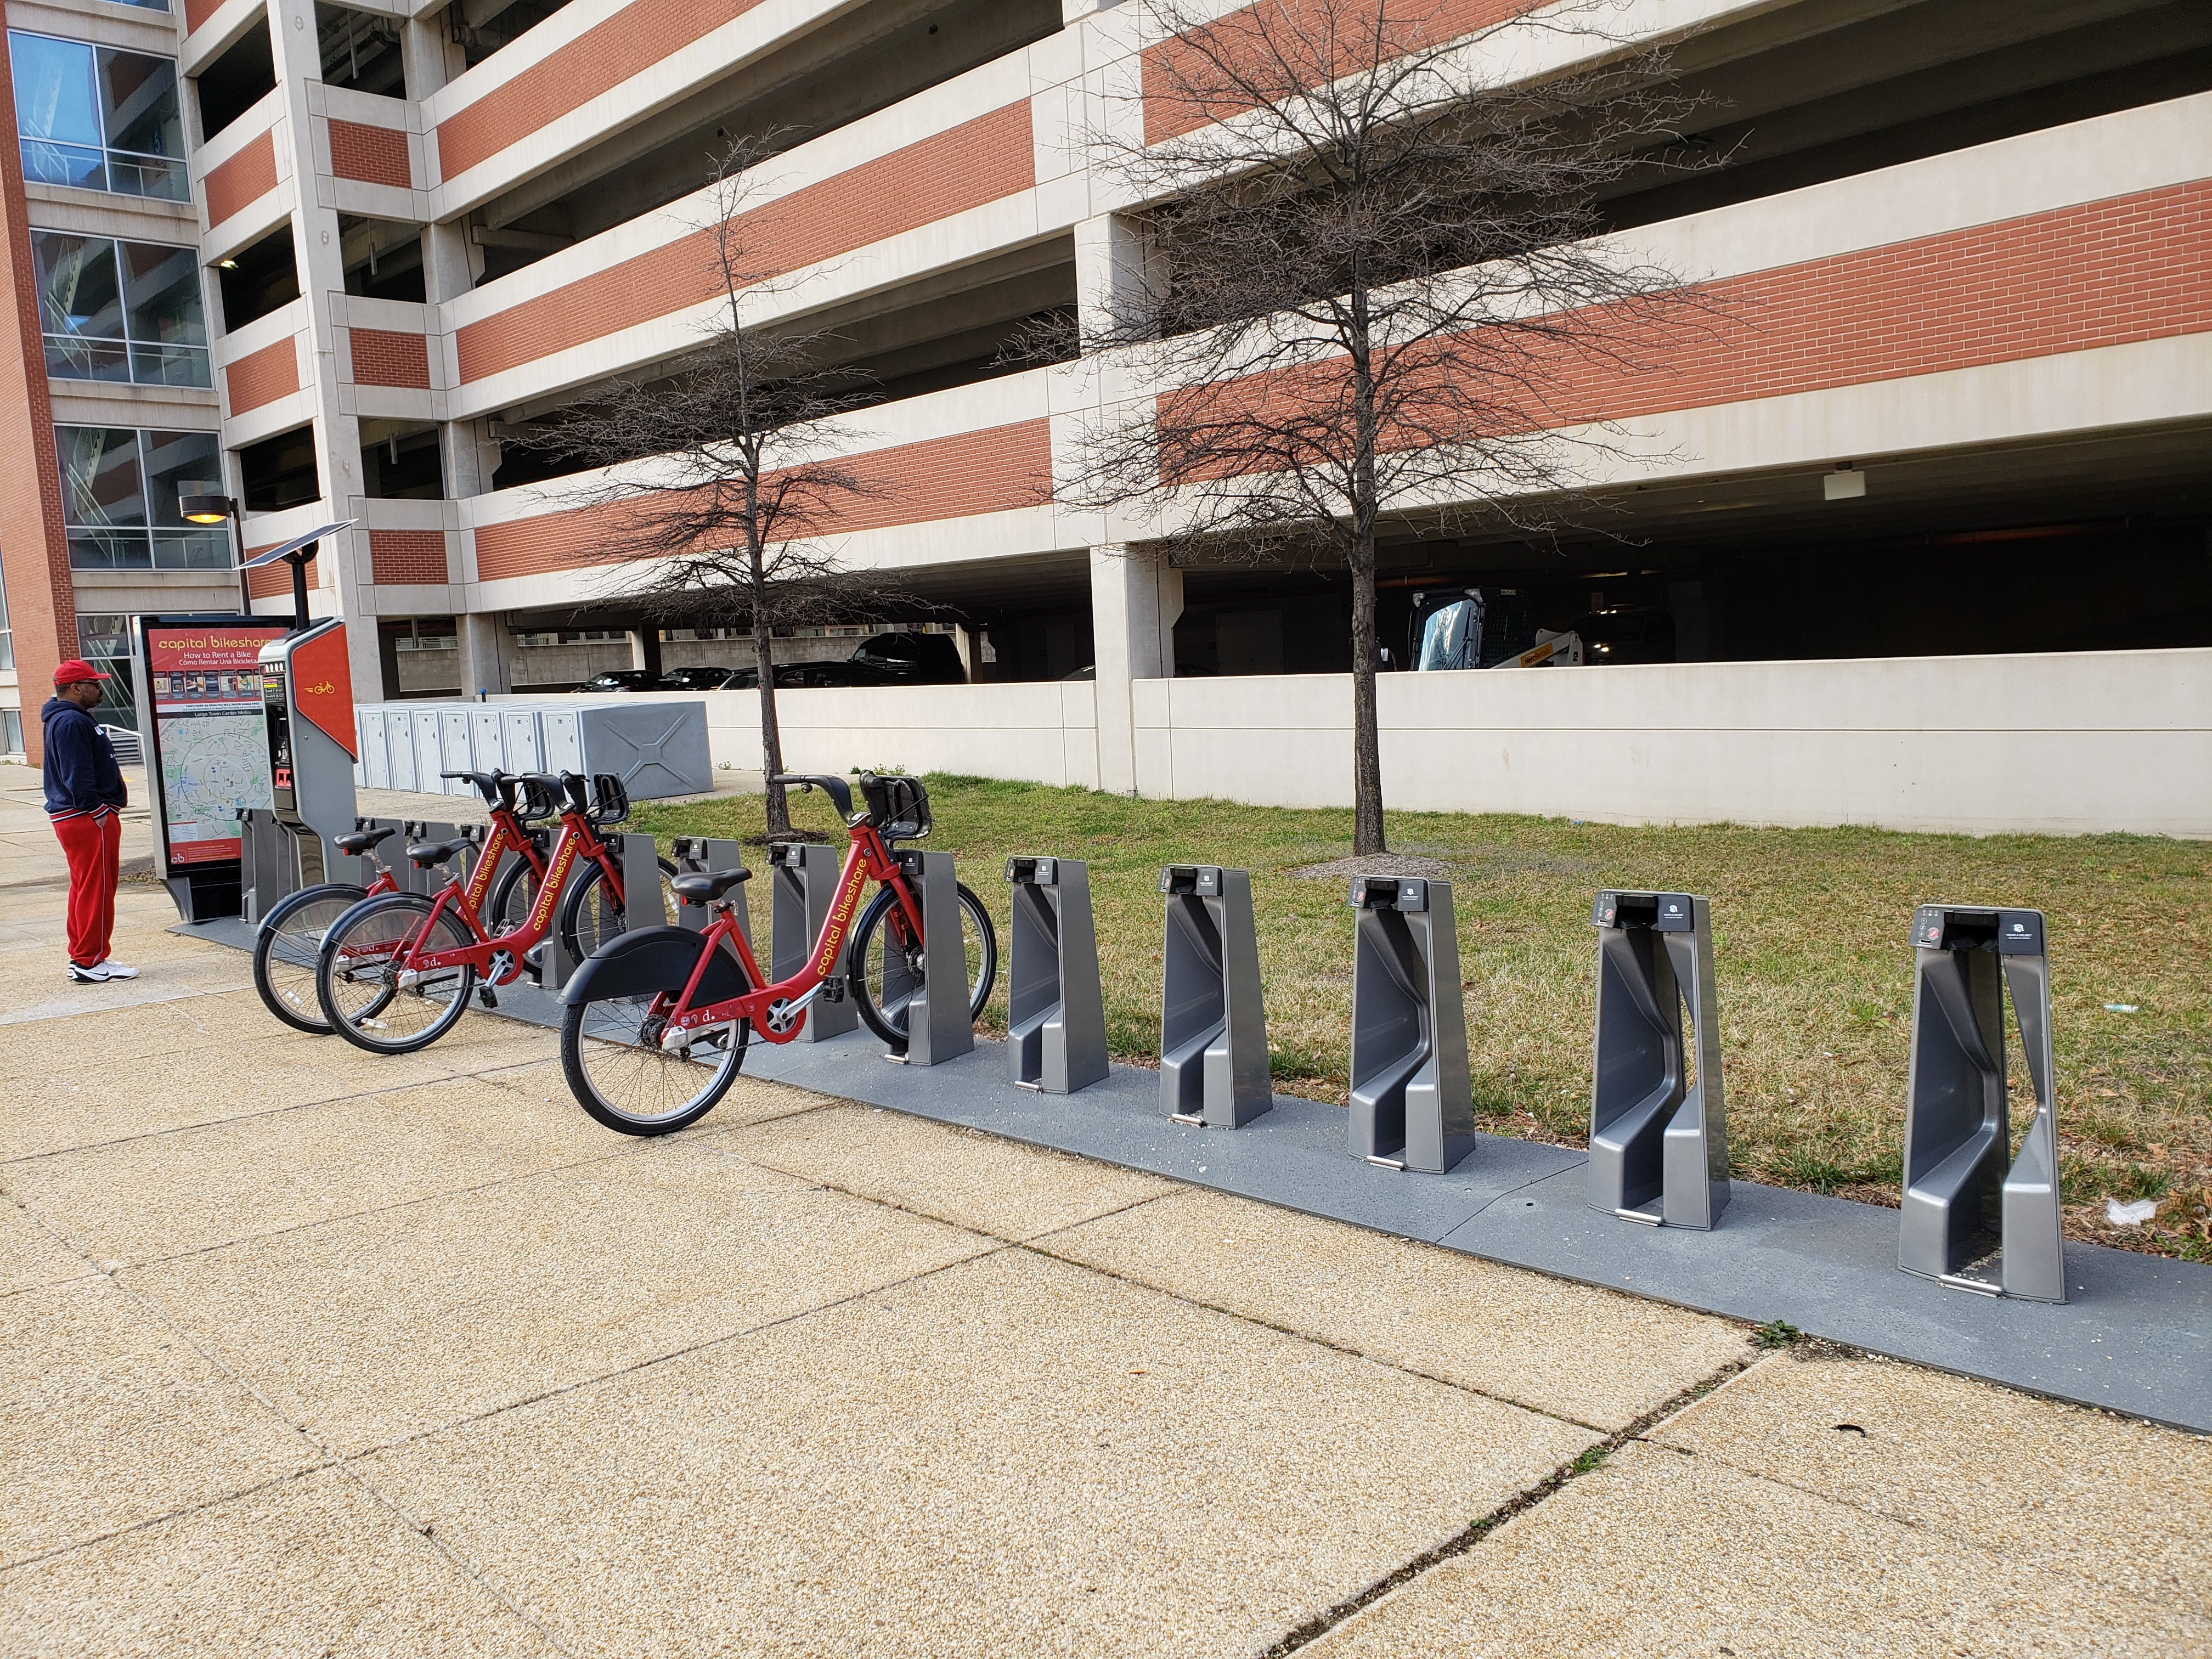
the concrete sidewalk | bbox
[1,778,2205,1656]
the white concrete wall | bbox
[610,650,2212,837]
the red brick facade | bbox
[455,103,1035,385]
[435,0,768,182]
[245,545,319,600]
[369,530,449,585]
[1164,180,2212,472]
[0,43,76,756]
[225,337,300,414]
[205,131,280,228]
[183,0,222,31]
[473,419,1052,581]
[329,120,412,190]
[350,329,432,388]
[1143,0,1528,143]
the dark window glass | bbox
[7,32,187,200]
[33,232,208,386]
[57,426,227,568]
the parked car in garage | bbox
[571,668,671,692]
[661,665,738,691]
[721,661,897,690]
[849,630,964,683]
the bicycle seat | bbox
[334,826,397,856]
[405,837,471,868]
[670,868,752,902]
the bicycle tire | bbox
[316,891,478,1054]
[252,882,368,1034]
[847,880,997,1046]
[560,990,751,1137]
[555,855,679,966]
[487,853,544,940]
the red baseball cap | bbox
[53,659,111,686]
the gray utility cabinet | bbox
[1899,905,2064,1302]
[1588,890,1730,1229]
[352,699,713,800]
[1347,876,1475,1173]
[1005,856,1109,1094]
[1159,865,1272,1127]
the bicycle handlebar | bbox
[769,774,854,818]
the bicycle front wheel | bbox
[556,855,680,966]
[561,990,749,1136]
[848,881,997,1046]
[253,882,367,1034]
[317,893,477,1054]
[486,851,545,938]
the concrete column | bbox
[459,611,515,696]
[1074,212,1160,347]
[1090,545,1181,795]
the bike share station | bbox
[157,577,2203,1431]
[136,524,361,930]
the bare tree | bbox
[512,140,904,837]
[1063,0,1714,853]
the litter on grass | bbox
[2106,1198,2159,1228]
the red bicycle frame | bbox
[661,817,920,1043]
[366,802,624,987]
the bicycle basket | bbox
[859,772,930,839]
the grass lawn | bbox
[636,777,2211,1262]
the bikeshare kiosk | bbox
[257,614,359,896]
[1899,905,2065,1302]
[129,613,291,920]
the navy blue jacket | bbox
[41,697,128,819]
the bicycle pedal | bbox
[477,986,499,1009]
[820,975,846,1004]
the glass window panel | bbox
[57,426,146,528]
[107,151,188,201]
[33,232,122,341]
[119,241,204,348]
[1,711,22,753]
[8,33,102,146]
[97,48,180,162]
[46,335,130,380]
[153,531,230,568]
[128,342,211,387]
[77,613,131,656]
[67,529,152,569]
[142,429,222,526]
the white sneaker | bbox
[95,960,139,980]
[66,962,111,983]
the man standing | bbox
[42,661,136,983]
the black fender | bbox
[561,926,750,1007]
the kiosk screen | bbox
[144,623,285,869]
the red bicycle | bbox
[250,822,405,1034]
[251,771,549,1034]
[315,771,674,1054]
[557,772,996,1135]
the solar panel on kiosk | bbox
[236,519,357,570]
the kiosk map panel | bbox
[145,622,285,868]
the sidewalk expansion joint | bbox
[1256,1347,1769,1658]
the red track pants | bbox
[53,809,121,968]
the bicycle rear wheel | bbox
[562,990,749,1136]
[317,893,477,1054]
[252,882,366,1034]
[848,881,997,1046]
[556,855,680,965]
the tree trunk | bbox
[1348,534,1386,855]
[754,603,790,837]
